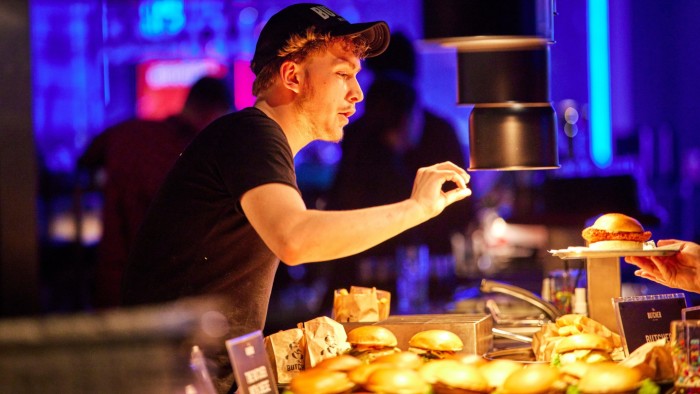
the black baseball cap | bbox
[251,3,390,75]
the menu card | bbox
[613,293,686,356]
[226,330,279,394]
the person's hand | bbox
[624,239,700,293]
[409,161,471,220]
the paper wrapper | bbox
[619,338,674,382]
[332,286,391,323]
[532,314,624,362]
[264,328,306,384]
[298,316,350,369]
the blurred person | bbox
[120,4,471,393]
[78,76,233,309]
[327,31,471,258]
[625,239,700,293]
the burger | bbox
[501,364,567,394]
[363,367,432,394]
[346,326,400,363]
[432,361,491,394]
[447,353,489,367]
[417,359,463,384]
[288,368,355,394]
[372,351,424,370]
[314,354,363,372]
[408,330,464,360]
[582,213,652,250]
[347,363,392,386]
[573,362,658,394]
[559,361,592,386]
[553,333,613,366]
[478,359,523,391]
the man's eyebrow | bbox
[333,57,361,71]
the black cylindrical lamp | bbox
[424,0,559,170]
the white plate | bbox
[548,244,681,259]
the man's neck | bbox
[254,100,311,156]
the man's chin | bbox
[323,127,344,143]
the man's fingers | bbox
[432,162,470,185]
[444,186,472,204]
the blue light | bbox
[588,0,612,168]
[139,0,185,39]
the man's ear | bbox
[279,61,302,94]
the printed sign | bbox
[613,293,687,355]
[226,330,279,394]
[683,306,700,320]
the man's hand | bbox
[409,161,472,220]
[624,239,700,293]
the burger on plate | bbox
[581,213,652,250]
[553,333,613,366]
[346,326,400,363]
[408,329,464,360]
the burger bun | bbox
[363,367,431,394]
[409,330,464,351]
[577,362,643,394]
[289,368,355,394]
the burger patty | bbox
[581,228,652,243]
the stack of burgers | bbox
[285,322,666,394]
[532,314,625,365]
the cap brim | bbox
[331,21,390,58]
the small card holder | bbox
[683,305,700,320]
[613,293,687,356]
[226,330,279,394]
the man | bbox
[79,76,232,308]
[121,3,471,392]
[327,31,471,257]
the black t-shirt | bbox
[122,107,298,340]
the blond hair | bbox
[252,28,370,96]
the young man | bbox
[121,3,471,392]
